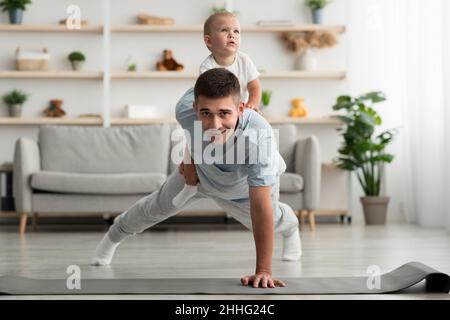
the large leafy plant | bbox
[332,92,397,196]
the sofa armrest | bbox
[13,137,40,213]
[295,136,321,210]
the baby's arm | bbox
[181,147,198,186]
[245,78,262,112]
[183,163,198,186]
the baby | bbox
[172,12,262,208]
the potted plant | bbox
[126,55,137,71]
[68,51,86,71]
[305,0,332,24]
[0,0,32,24]
[332,91,398,225]
[2,89,29,117]
[260,90,272,115]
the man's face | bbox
[193,95,244,144]
[204,16,241,57]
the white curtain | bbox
[347,0,450,230]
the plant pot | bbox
[70,61,84,71]
[260,105,271,117]
[297,49,317,71]
[360,196,390,225]
[9,9,23,24]
[312,9,323,24]
[8,104,22,117]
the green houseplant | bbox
[68,51,86,71]
[332,91,397,225]
[305,0,332,24]
[260,90,272,115]
[0,0,32,24]
[2,89,29,117]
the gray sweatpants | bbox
[108,169,299,243]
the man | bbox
[92,68,302,288]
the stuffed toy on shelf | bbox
[156,49,184,71]
[289,97,308,118]
[43,99,66,117]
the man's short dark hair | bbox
[194,68,241,106]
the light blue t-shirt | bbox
[175,88,286,201]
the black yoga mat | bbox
[0,262,449,295]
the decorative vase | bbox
[360,196,390,225]
[9,9,23,24]
[312,9,323,24]
[297,49,317,71]
[70,61,84,71]
[8,104,22,117]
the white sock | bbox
[282,228,302,261]
[91,233,120,266]
[172,184,198,208]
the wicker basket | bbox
[15,48,50,71]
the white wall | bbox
[0,0,353,217]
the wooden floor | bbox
[0,221,449,300]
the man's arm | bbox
[240,185,286,288]
[250,185,273,274]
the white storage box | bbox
[125,105,164,118]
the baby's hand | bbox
[244,103,260,113]
[179,161,199,186]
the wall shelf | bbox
[261,71,346,79]
[111,71,198,79]
[110,117,177,125]
[0,24,346,33]
[0,71,103,79]
[0,70,345,80]
[0,24,345,34]
[322,162,339,170]
[0,24,103,33]
[0,117,102,125]
[111,71,346,80]
[111,24,346,33]
[0,116,342,126]
[266,116,342,125]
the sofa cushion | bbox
[271,124,297,173]
[280,172,304,193]
[31,171,166,195]
[39,125,171,174]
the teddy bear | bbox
[156,49,184,71]
[44,99,66,117]
[289,97,308,118]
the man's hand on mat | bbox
[241,272,286,288]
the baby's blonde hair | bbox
[203,12,237,36]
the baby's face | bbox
[205,16,241,58]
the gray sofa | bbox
[13,124,321,234]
